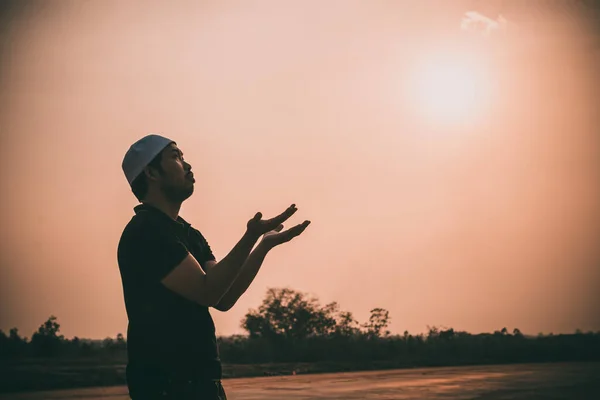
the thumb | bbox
[253,212,262,221]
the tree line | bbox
[2,287,600,367]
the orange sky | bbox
[1,1,599,340]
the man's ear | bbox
[143,166,160,182]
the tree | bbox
[9,327,25,341]
[493,327,509,336]
[241,288,346,340]
[427,326,440,340]
[0,328,27,358]
[0,330,6,357]
[334,311,361,337]
[439,328,455,341]
[513,328,523,337]
[363,308,391,338]
[30,315,65,357]
[115,333,126,350]
[102,337,115,349]
[9,328,28,357]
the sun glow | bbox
[409,48,493,126]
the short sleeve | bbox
[119,226,190,285]
[192,229,216,268]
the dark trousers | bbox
[127,366,227,399]
[129,378,227,399]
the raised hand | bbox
[261,220,311,249]
[246,204,298,238]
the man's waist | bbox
[126,325,218,351]
[127,357,223,380]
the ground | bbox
[2,362,598,400]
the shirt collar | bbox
[134,203,191,228]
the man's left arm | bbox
[203,242,269,311]
[205,220,310,312]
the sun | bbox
[409,48,492,127]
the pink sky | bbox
[1,1,599,340]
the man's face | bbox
[154,143,195,202]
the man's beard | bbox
[162,182,194,203]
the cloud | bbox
[460,11,515,38]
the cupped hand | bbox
[261,220,311,249]
[246,204,298,238]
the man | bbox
[117,134,310,399]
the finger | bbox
[273,224,284,233]
[269,224,309,246]
[253,212,262,221]
[269,204,297,225]
[278,204,297,221]
[293,220,310,230]
[292,220,310,235]
[293,220,310,233]
[280,221,310,241]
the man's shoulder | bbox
[118,211,170,249]
[116,211,188,276]
[188,224,211,245]
[122,211,160,234]
[189,224,207,237]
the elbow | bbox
[212,292,235,311]
[199,277,228,309]
[205,291,232,311]
[212,300,233,312]
[195,291,226,309]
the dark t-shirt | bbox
[117,203,221,389]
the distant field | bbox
[0,359,413,393]
[2,362,599,400]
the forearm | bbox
[205,230,260,302]
[214,242,271,310]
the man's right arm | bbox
[161,231,258,307]
[160,205,299,307]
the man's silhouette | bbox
[117,134,310,399]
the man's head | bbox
[122,134,195,203]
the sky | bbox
[1,0,599,340]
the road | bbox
[2,362,599,400]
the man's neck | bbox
[141,198,182,221]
